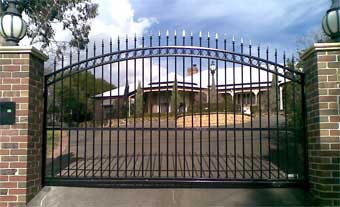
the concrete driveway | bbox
[28,187,316,207]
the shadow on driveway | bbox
[28,187,317,207]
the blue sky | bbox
[129,0,327,54]
[37,0,329,86]
[35,0,328,57]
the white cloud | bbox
[21,0,157,48]
[90,0,157,40]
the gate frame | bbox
[42,33,308,189]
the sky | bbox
[88,0,327,54]
[29,0,329,87]
[44,0,328,56]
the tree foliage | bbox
[48,71,115,124]
[0,0,98,51]
[170,78,183,115]
[135,82,144,117]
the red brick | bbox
[330,116,340,122]
[0,163,9,168]
[1,130,18,136]
[8,189,26,195]
[0,182,17,188]
[10,150,27,155]
[319,55,336,62]
[1,156,18,162]
[0,176,8,181]
[3,65,20,72]
[0,150,9,155]
[9,163,27,168]
[2,78,20,84]
[319,96,337,102]
[13,59,29,65]
[9,176,26,182]
[11,85,29,90]
[0,85,11,90]
[0,196,17,202]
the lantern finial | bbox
[0,0,27,46]
[322,0,340,42]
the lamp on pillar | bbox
[210,61,217,104]
[0,0,27,46]
[322,0,340,42]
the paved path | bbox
[28,187,316,207]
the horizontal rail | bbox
[44,177,307,188]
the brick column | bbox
[0,47,48,207]
[301,43,340,206]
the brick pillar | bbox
[0,47,48,207]
[301,43,340,206]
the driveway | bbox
[28,187,316,207]
[46,115,303,179]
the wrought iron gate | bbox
[43,32,307,187]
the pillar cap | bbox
[301,42,340,60]
[0,46,48,61]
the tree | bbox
[0,0,98,51]
[170,77,182,115]
[135,81,144,117]
[49,71,116,124]
[269,73,279,113]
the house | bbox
[94,64,286,120]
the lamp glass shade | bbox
[0,14,27,43]
[323,16,332,35]
[328,10,339,33]
[210,62,216,72]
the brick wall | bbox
[302,43,340,206]
[0,47,47,207]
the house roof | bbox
[95,66,286,98]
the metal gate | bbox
[43,32,307,187]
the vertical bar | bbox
[51,59,57,177]
[215,34,220,178]
[101,40,105,178]
[190,32,194,178]
[141,35,145,177]
[133,34,137,177]
[59,55,64,176]
[199,32,203,177]
[224,37,228,178]
[67,51,72,177]
[275,49,280,179]
[182,31,186,177]
[84,47,88,177]
[174,31,178,178]
[125,36,129,178]
[166,31,169,178]
[42,72,48,185]
[258,46,263,179]
[240,39,245,179]
[249,42,254,179]
[149,34,153,177]
[92,43,96,177]
[232,37,237,179]
[283,52,289,180]
[292,57,297,178]
[207,33,211,178]
[266,47,271,179]
[158,32,161,177]
[117,37,120,177]
[76,49,80,177]
[109,39,113,177]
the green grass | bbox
[47,130,60,156]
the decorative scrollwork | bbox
[46,46,303,86]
